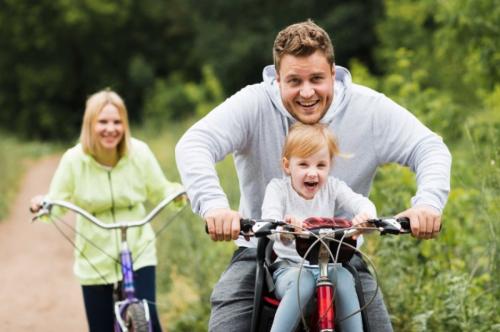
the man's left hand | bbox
[396,205,442,239]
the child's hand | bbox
[284,215,302,231]
[351,212,373,239]
[280,215,301,244]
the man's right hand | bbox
[204,208,241,241]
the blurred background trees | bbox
[0,0,382,139]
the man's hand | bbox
[396,205,442,239]
[204,208,241,242]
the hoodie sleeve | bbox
[372,95,452,212]
[175,86,261,217]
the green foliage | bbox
[375,0,500,127]
[0,0,199,139]
[363,1,500,330]
[143,65,224,127]
[0,0,383,139]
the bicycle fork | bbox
[316,243,335,332]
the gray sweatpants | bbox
[208,247,393,332]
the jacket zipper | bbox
[107,170,120,281]
[107,171,116,222]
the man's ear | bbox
[331,63,336,79]
[282,157,291,175]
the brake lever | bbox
[31,207,50,223]
[253,220,286,237]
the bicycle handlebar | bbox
[205,217,411,238]
[33,188,186,230]
[239,217,411,238]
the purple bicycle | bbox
[32,189,186,332]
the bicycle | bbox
[234,216,411,332]
[32,188,186,332]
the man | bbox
[176,20,451,331]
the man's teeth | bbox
[300,101,317,107]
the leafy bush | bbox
[143,65,224,127]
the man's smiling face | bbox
[277,50,335,124]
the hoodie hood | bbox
[262,65,352,125]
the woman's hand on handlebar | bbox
[396,205,441,240]
[204,208,241,242]
[29,195,44,214]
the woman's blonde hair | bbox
[80,89,131,158]
[282,123,339,162]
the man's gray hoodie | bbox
[175,65,452,247]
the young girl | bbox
[30,89,183,331]
[261,122,376,332]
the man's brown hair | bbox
[273,19,335,72]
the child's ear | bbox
[282,157,291,175]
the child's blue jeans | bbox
[271,263,363,332]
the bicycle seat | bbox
[295,217,357,264]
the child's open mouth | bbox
[304,181,318,189]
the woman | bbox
[30,88,183,331]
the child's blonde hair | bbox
[282,123,339,161]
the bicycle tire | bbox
[124,302,149,332]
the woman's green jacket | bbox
[46,138,183,285]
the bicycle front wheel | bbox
[124,302,149,332]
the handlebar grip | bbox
[397,217,411,232]
[240,218,255,233]
[204,218,256,235]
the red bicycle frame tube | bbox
[317,278,335,331]
[316,242,335,331]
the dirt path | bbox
[0,156,87,331]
